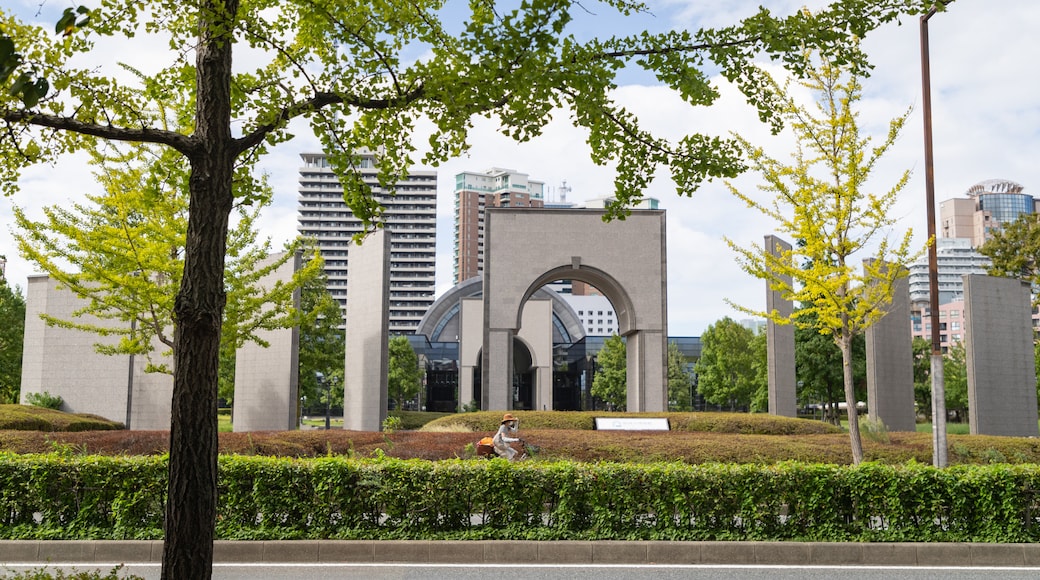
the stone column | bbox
[964,275,1038,437]
[765,235,797,417]
[863,260,916,431]
[343,230,390,432]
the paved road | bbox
[5,563,1040,580]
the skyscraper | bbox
[297,152,437,334]
[453,168,544,283]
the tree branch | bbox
[233,87,425,154]
[1,110,195,154]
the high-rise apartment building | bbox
[453,168,544,283]
[297,152,437,334]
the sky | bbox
[2,0,1038,337]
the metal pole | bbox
[921,5,948,468]
[125,317,136,429]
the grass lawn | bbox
[915,422,972,435]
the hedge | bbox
[1,453,1039,542]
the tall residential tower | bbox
[453,168,545,283]
[297,152,437,334]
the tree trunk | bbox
[161,1,239,578]
[840,333,864,465]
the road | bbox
[4,563,1040,579]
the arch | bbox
[482,208,668,412]
[520,264,636,335]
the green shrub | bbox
[2,453,1040,543]
[0,405,122,432]
[0,565,144,579]
[24,392,63,410]
[421,411,842,436]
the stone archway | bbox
[482,208,668,412]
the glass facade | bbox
[977,192,1033,227]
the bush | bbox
[2,454,1040,543]
[0,565,144,579]
[0,405,123,432]
[24,392,63,410]
[421,411,842,436]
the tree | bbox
[666,341,694,411]
[592,334,627,410]
[749,331,770,412]
[726,54,923,464]
[0,0,936,575]
[12,144,321,380]
[795,309,867,425]
[388,336,423,411]
[0,262,25,403]
[912,336,932,421]
[979,213,1040,296]
[943,341,969,422]
[297,268,345,407]
[694,317,761,410]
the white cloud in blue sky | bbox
[2,0,1038,336]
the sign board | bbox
[593,417,670,431]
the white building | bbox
[297,152,437,334]
[907,237,991,307]
[562,294,618,336]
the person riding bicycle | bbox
[492,413,521,461]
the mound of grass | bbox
[420,411,842,436]
[0,404,123,432]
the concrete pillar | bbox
[343,230,390,432]
[765,235,797,417]
[234,251,301,432]
[964,275,1038,437]
[863,261,916,431]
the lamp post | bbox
[920,3,948,468]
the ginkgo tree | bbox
[13,143,322,379]
[0,0,937,576]
[725,52,925,465]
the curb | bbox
[2,540,1040,567]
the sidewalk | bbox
[2,540,1039,567]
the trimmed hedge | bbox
[2,453,1040,542]
[0,405,124,432]
[422,411,842,435]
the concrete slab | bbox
[94,540,157,562]
[755,541,810,564]
[213,540,265,562]
[860,543,918,566]
[1023,544,1040,566]
[698,541,756,564]
[915,543,971,566]
[483,540,537,563]
[37,541,95,563]
[646,542,700,564]
[317,541,375,562]
[372,540,430,562]
[809,542,863,565]
[969,543,1025,566]
[262,540,321,562]
[594,541,649,564]
[0,540,40,562]
[537,541,593,564]
[428,541,485,564]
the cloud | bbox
[2,0,1038,339]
